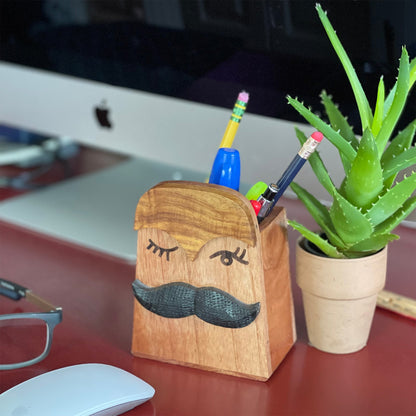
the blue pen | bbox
[208,147,241,191]
[257,131,323,222]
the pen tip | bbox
[238,91,250,103]
[311,131,324,142]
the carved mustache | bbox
[132,280,260,329]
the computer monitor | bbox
[0,1,415,260]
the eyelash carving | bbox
[147,239,179,261]
[209,247,249,266]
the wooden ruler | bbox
[377,290,416,320]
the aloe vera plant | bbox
[287,4,416,259]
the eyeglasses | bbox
[0,278,62,370]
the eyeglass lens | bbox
[0,317,49,366]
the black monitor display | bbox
[2,0,415,133]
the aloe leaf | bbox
[343,128,384,208]
[287,219,345,258]
[376,47,410,155]
[381,120,416,165]
[410,56,416,89]
[320,91,359,149]
[294,128,336,195]
[329,189,374,245]
[316,4,373,132]
[372,76,385,136]
[384,56,416,115]
[381,120,416,186]
[366,171,416,226]
[374,196,416,234]
[290,182,331,228]
[320,90,358,173]
[384,86,395,118]
[290,181,345,249]
[287,95,356,162]
[347,233,399,254]
[382,146,416,180]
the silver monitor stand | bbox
[0,156,210,263]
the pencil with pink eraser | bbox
[257,131,324,222]
[218,90,249,148]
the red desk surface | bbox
[0,152,415,415]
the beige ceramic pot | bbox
[296,238,387,354]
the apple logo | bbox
[94,100,112,129]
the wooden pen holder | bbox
[131,181,296,381]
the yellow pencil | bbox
[218,90,249,148]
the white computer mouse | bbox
[0,363,155,416]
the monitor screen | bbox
[3,1,415,121]
[0,0,415,259]
[1,0,415,180]
[2,1,415,116]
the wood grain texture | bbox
[134,181,258,260]
[260,207,297,368]
[132,181,296,380]
[377,290,416,320]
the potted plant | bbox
[286,4,416,353]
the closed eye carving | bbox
[147,239,179,261]
[209,247,249,266]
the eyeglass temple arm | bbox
[0,278,27,300]
[0,278,59,312]
[26,292,59,312]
